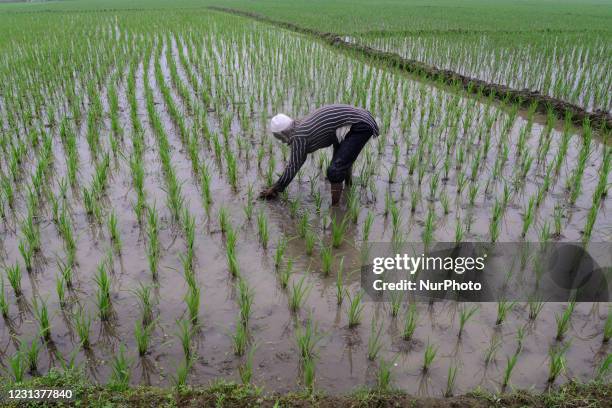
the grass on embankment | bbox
[0,368,609,408]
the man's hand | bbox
[259,187,279,200]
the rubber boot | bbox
[331,182,343,206]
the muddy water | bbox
[0,16,610,397]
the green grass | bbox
[376,357,396,392]
[109,344,131,391]
[0,367,609,406]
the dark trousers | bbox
[326,122,373,183]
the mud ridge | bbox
[354,27,605,38]
[210,6,611,132]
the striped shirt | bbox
[273,104,379,191]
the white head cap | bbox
[270,113,294,133]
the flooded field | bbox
[348,32,612,113]
[0,8,610,397]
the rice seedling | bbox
[239,344,257,385]
[274,236,287,269]
[183,209,196,251]
[303,356,316,392]
[496,300,516,325]
[521,196,536,238]
[547,345,568,383]
[440,193,450,215]
[134,284,154,327]
[288,197,300,218]
[422,207,435,248]
[295,318,323,362]
[279,258,293,288]
[444,363,458,397]
[347,187,360,223]
[238,278,254,326]
[8,352,25,383]
[454,218,464,244]
[108,210,121,252]
[389,290,403,317]
[458,305,479,337]
[185,285,200,324]
[218,206,230,234]
[320,244,333,275]
[6,263,22,296]
[336,257,344,305]
[516,324,527,353]
[502,353,519,389]
[313,191,322,213]
[363,210,374,242]
[0,277,9,318]
[146,206,160,279]
[257,210,269,249]
[373,356,395,392]
[232,319,248,356]
[243,194,254,221]
[367,316,384,361]
[135,319,153,356]
[226,230,240,278]
[289,275,311,313]
[20,338,39,374]
[95,262,112,321]
[173,357,192,390]
[331,215,348,248]
[32,297,51,341]
[21,212,41,252]
[176,319,193,358]
[422,341,438,372]
[468,183,479,206]
[56,274,66,308]
[555,301,575,340]
[18,240,33,272]
[604,310,612,343]
[402,303,418,341]
[109,344,131,391]
[297,213,309,238]
[305,231,316,256]
[347,290,365,328]
[484,336,502,365]
[528,296,544,320]
[74,308,91,349]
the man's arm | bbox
[260,137,308,199]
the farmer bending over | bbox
[259,104,379,206]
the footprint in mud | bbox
[392,337,424,353]
[275,351,292,362]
